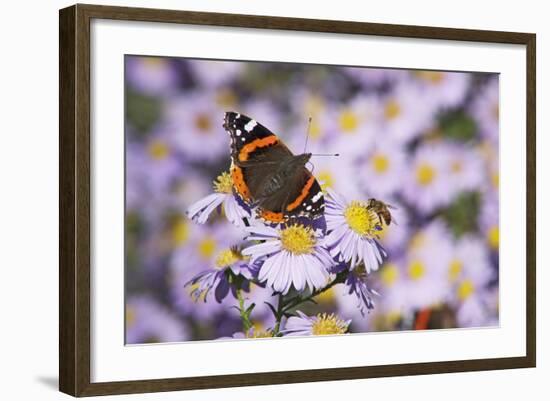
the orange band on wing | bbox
[286,175,316,211]
[239,136,278,162]
[259,209,285,223]
[231,166,250,200]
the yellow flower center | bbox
[148,140,169,160]
[386,310,402,326]
[408,260,426,280]
[215,88,238,107]
[304,96,325,116]
[213,171,233,194]
[371,153,390,173]
[488,226,499,250]
[247,327,273,338]
[457,279,475,301]
[491,172,499,189]
[409,232,426,251]
[311,313,349,335]
[317,170,334,190]
[414,70,444,84]
[448,259,463,281]
[338,110,359,133]
[197,237,216,259]
[451,160,463,173]
[309,120,322,139]
[384,99,401,120]
[279,224,316,255]
[380,263,399,287]
[142,57,165,70]
[344,201,379,237]
[126,306,136,327]
[171,218,189,246]
[416,163,436,186]
[314,287,336,304]
[194,113,213,132]
[214,248,243,269]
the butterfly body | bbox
[223,112,324,223]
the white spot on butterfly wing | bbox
[311,191,323,203]
[306,205,312,211]
[236,129,241,136]
[245,120,257,132]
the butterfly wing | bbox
[224,112,292,204]
[257,168,325,222]
[223,111,325,223]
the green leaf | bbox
[439,110,478,142]
[443,191,480,237]
[126,89,162,135]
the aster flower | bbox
[125,56,179,96]
[447,235,496,327]
[283,311,350,336]
[126,296,189,344]
[187,171,250,227]
[470,77,499,144]
[444,143,485,193]
[288,90,333,145]
[222,327,275,340]
[324,189,386,272]
[370,259,409,319]
[185,247,255,304]
[169,223,245,317]
[309,152,365,200]
[480,191,499,253]
[374,80,437,144]
[400,221,454,310]
[356,138,407,199]
[402,143,456,214]
[343,264,379,315]
[325,94,378,150]
[187,59,242,89]
[242,224,333,295]
[344,67,406,89]
[126,132,182,211]
[163,93,229,162]
[411,70,470,109]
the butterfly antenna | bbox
[303,116,312,153]
[311,153,340,157]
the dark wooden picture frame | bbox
[59,3,536,397]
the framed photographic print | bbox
[59,3,536,397]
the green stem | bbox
[282,272,346,314]
[237,289,253,333]
[272,294,284,335]
[268,272,347,335]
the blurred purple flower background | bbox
[125,55,499,344]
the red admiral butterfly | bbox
[223,111,325,223]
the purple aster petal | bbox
[244,225,279,238]
[223,194,251,227]
[214,278,230,303]
[326,188,347,209]
[242,240,281,261]
[186,193,225,224]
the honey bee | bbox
[367,198,396,226]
